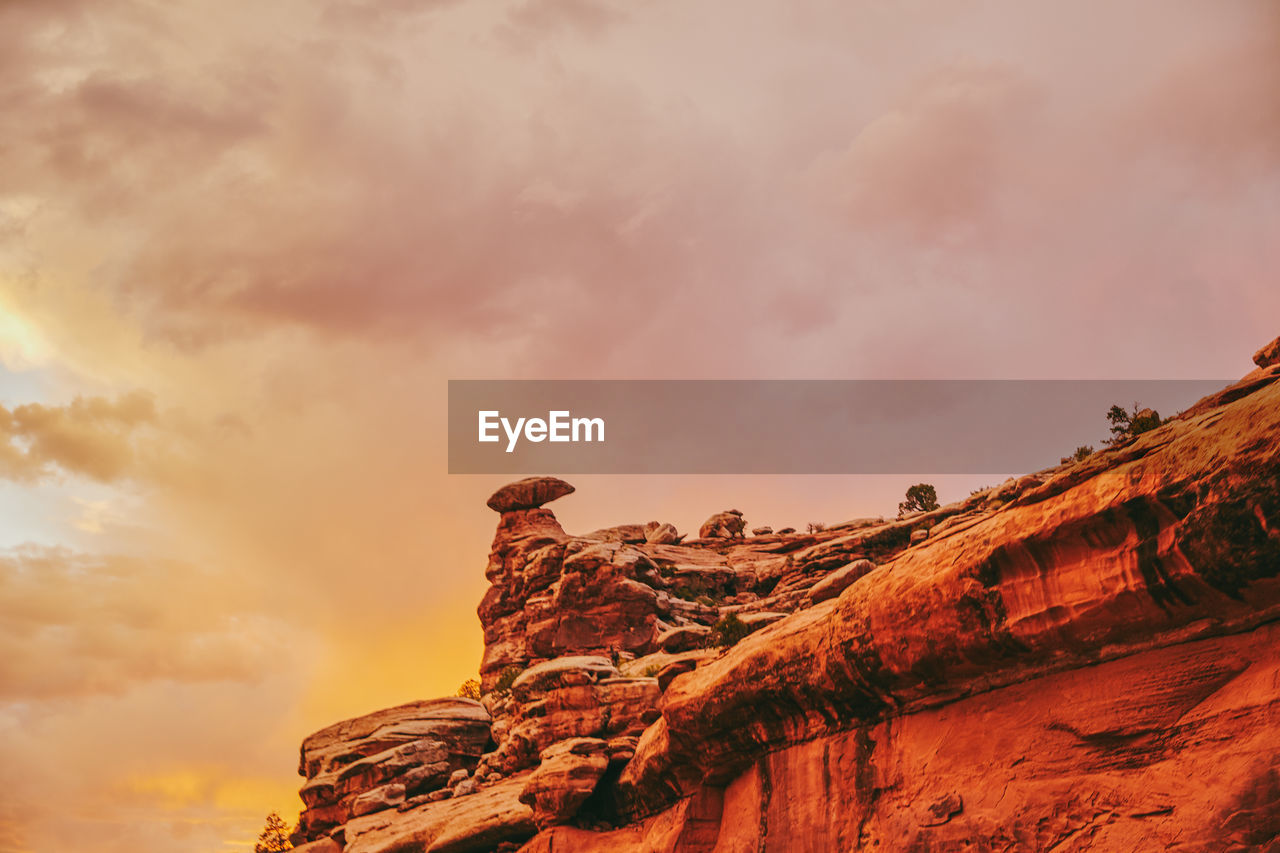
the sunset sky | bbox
[1,1,1278,850]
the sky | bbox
[1,0,1278,850]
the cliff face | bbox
[290,339,1280,853]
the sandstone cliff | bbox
[290,337,1280,852]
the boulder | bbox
[645,523,680,545]
[1253,334,1280,368]
[519,737,611,828]
[698,511,747,539]
[751,526,773,536]
[510,657,619,701]
[807,559,875,603]
[656,624,711,653]
[351,783,405,817]
[487,477,576,513]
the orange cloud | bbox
[0,393,155,483]
[0,547,284,699]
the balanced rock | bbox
[487,477,575,513]
[1254,334,1280,368]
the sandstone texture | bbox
[290,337,1280,852]
[1255,334,1280,368]
[292,699,491,844]
[698,510,746,539]
[486,476,575,513]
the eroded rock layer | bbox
[290,339,1280,852]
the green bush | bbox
[455,678,481,700]
[642,664,661,678]
[1106,403,1164,446]
[491,665,523,694]
[1060,445,1094,464]
[706,613,751,648]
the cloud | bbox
[0,546,284,699]
[808,64,1041,237]
[0,392,156,483]
[499,0,627,47]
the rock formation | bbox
[292,699,491,844]
[1254,333,1280,368]
[290,338,1280,851]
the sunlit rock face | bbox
[291,337,1280,852]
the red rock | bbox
[615,369,1280,830]
[698,512,746,539]
[292,699,490,843]
[518,738,610,828]
[292,341,1280,853]
[807,558,875,603]
[1253,334,1280,367]
[343,773,536,853]
[487,477,576,513]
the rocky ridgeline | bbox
[291,336,1280,852]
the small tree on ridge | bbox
[898,483,939,517]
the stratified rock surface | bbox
[291,337,1280,852]
[292,699,491,844]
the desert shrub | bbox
[491,665,523,694]
[455,678,482,700]
[898,483,939,516]
[1106,403,1164,446]
[807,521,826,533]
[706,613,751,648]
[672,577,713,601]
[1060,445,1094,464]
[642,664,661,678]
